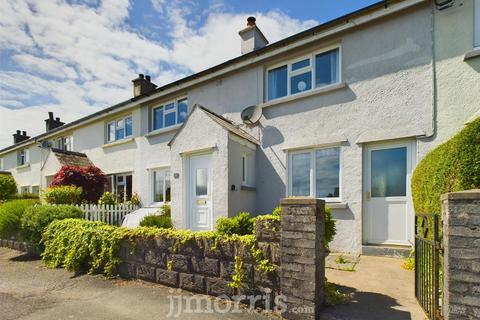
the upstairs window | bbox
[288,147,341,201]
[17,149,29,166]
[107,116,133,142]
[152,98,188,131]
[475,0,480,47]
[266,47,340,101]
[57,136,73,151]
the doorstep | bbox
[362,244,411,258]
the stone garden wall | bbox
[117,221,281,301]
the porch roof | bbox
[51,148,93,167]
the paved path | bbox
[0,248,274,320]
[324,255,427,320]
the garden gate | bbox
[414,214,443,320]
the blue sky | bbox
[0,0,378,148]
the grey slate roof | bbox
[168,104,259,146]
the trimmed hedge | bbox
[21,205,83,244]
[0,175,17,200]
[0,199,39,239]
[412,117,480,213]
[44,186,82,205]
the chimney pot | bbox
[22,131,26,136]
[247,16,256,26]
[56,117,60,121]
[146,75,151,82]
[139,74,145,79]
[16,130,21,135]
[49,112,54,120]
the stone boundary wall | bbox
[118,220,281,304]
[0,238,41,256]
[441,190,480,320]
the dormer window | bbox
[151,98,188,131]
[266,46,341,101]
[107,116,132,142]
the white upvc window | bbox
[475,0,480,47]
[288,146,342,202]
[105,173,133,203]
[266,45,341,101]
[152,168,171,204]
[107,115,133,142]
[0,158,3,170]
[151,98,188,131]
[17,149,29,166]
[58,136,73,151]
[20,186,30,194]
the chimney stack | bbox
[132,74,157,97]
[13,130,30,144]
[45,112,65,132]
[238,16,269,55]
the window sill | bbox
[240,185,256,191]
[16,164,30,169]
[260,82,346,109]
[325,202,348,209]
[464,47,480,61]
[145,124,182,137]
[102,137,135,149]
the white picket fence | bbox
[77,204,139,226]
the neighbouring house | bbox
[0,0,478,254]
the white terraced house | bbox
[1,0,479,254]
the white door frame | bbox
[363,139,416,246]
[186,152,214,231]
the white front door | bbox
[365,141,414,245]
[188,154,212,231]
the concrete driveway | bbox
[0,248,275,320]
[324,255,427,320]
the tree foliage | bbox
[50,165,107,203]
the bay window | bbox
[266,46,340,101]
[152,98,188,131]
[107,116,133,142]
[152,169,171,203]
[288,147,341,201]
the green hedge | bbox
[21,205,83,244]
[0,175,17,200]
[412,117,480,213]
[0,199,39,239]
[44,186,82,205]
[215,212,255,236]
[139,215,173,229]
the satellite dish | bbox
[241,105,262,125]
[40,140,52,148]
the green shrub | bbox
[412,117,480,214]
[324,207,336,249]
[271,206,281,217]
[21,205,83,244]
[98,192,116,205]
[0,199,38,238]
[139,215,173,229]
[44,186,82,205]
[161,204,171,217]
[0,175,17,200]
[215,212,255,236]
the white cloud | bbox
[0,0,317,149]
